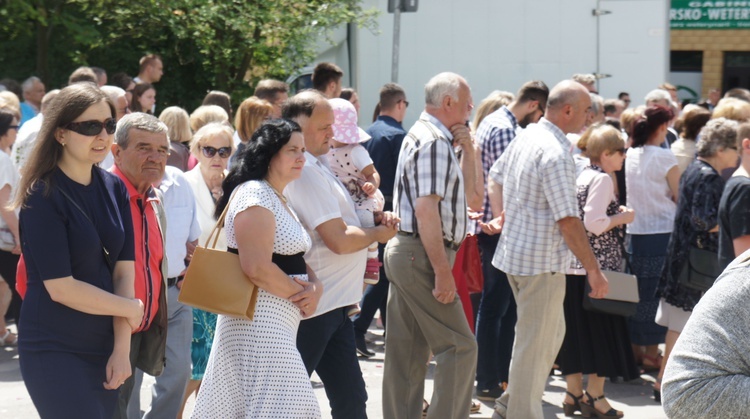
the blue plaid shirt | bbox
[475,106,518,230]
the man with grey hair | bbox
[383,72,480,419]
[572,73,597,93]
[110,113,170,419]
[13,89,58,171]
[20,76,45,125]
[282,90,398,418]
[482,80,608,419]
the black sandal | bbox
[562,391,583,417]
[581,392,623,418]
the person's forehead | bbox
[128,130,168,146]
[311,102,334,124]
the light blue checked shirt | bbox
[489,118,578,276]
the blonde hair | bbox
[190,105,229,132]
[712,97,750,122]
[620,105,645,138]
[159,106,192,144]
[0,91,21,119]
[234,96,273,143]
[577,123,625,162]
[190,122,235,157]
[471,90,514,132]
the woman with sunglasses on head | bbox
[558,124,639,418]
[179,122,235,416]
[10,83,144,418]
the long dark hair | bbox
[12,83,114,208]
[214,119,301,218]
[631,105,673,148]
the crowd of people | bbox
[1,55,749,419]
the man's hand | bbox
[587,270,609,299]
[374,211,400,229]
[432,271,457,304]
[185,240,198,262]
[450,124,474,152]
[479,210,504,235]
[467,208,484,221]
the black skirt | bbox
[557,274,640,381]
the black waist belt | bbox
[167,276,183,287]
[227,247,307,275]
[397,231,461,251]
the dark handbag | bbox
[583,270,639,317]
[677,247,721,292]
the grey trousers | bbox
[493,272,566,419]
[382,234,477,419]
[126,285,192,419]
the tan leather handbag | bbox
[178,194,259,320]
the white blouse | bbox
[625,146,678,234]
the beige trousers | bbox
[493,272,566,419]
[382,234,478,419]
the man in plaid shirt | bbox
[474,81,549,401]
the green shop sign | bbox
[671,1,750,29]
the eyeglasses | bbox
[64,118,116,136]
[201,146,232,159]
[399,99,409,108]
[616,147,627,154]
[536,100,545,115]
[8,125,20,131]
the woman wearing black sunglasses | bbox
[180,122,235,414]
[11,83,144,418]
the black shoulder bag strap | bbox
[56,184,115,273]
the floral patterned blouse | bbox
[657,160,724,311]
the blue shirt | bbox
[363,115,406,202]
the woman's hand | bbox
[289,277,323,318]
[103,348,131,390]
[618,206,635,225]
[125,299,144,332]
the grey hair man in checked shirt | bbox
[382,72,482,419]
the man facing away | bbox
[109,113,170,419]
[254,79,289,119]
[482,80,609,419]
[352,82,409,358]
[311,62,344,99]
[20,76,45,125]
[282,90,397,419]
[383,72,481,419]
[473,80,549,401]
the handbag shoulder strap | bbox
[204,189,237,249]
[56,183,114,272]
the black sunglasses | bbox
[64,118,116,136]
[201,146,232,159]
[399,99,409,108]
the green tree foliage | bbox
[1,0,377,111]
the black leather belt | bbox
[397,231,461,251]
[167,276,184,287]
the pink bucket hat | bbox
[329,98,371,144]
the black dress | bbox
[657,160,723,311]
[558,166,639,380]
[18,167,134,418]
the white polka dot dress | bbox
[191,180,320,419]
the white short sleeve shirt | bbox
[625,146,678,234]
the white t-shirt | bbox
[625,145,678,234]
[0,151,19,233]
[284,152,366,317]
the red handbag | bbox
[459,234,484,294]
[16,254,26,299]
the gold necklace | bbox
[265,179,287,204]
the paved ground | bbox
[0,323,668,418]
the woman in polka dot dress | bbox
[191,120,323,418]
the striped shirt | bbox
[475,106,519,231]
[489,118,579,276]
[393,112,468,245]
